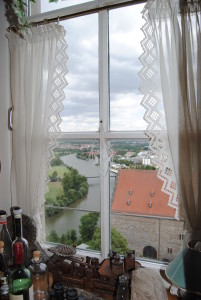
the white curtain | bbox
[140,0,201,243]
[6,24,68,240]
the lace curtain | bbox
[6,24,68,240]
[140,0,201,243]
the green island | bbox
[45,155,88,217]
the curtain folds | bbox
[140,0,201,243]
[6,24,68,240]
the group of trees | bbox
[47,212,129,254]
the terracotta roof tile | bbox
[112,169,176,218]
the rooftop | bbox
[112,169,176,218]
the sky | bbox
[39,0,149,132]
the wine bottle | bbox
[0,241,9,300]
[29,251,49,300]
[12,207,29,267]
[0,210,13,268]
[9,241,33,300]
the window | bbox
[29,0,184,261]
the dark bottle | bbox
[0,210,13,268]
[50,282,65,300]
[29,250,49,300]
[8,241,33,300]
[116,275,130,300]
[124,250,135,273]
[111,254,124,277]
[0,241,9,299]
[12,207,29,267]
[66,288,78,300]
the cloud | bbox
[41,1,147,132]
[110,92,147,131]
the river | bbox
[45,154,116,238]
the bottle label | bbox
[9,285,33,300]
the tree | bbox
[79,212,100,243]
[88,227,129,254]
[47,229,60,243]
[50,155,64,167]
[49,170,58,182]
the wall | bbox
[0,1,12,213]
[111,213,184,261]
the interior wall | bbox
[0,1,12,213]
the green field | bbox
[45,181,63,199]
[46,165,69,200]
[48,165,69,177]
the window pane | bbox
[60,15,99,132]
[109,140,184,261]
[29,0,94,15]
[109,4,147,131]
[45,140,101,252]
[46,208,101,252]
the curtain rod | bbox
[30,0,146,26]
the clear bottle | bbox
[12,207,29,267]
[0,241,9,299]
[0,210,13,268]
[9,241,33,300]
[29,251,49,300]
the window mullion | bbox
[99,9,110,259]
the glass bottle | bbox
[29,251,49,300]
[0,241,9,299]
[9,241,33,300]
[0,210,13,268]
[124,250,135,273]
[12,207,29,267]
[116,275,130,300]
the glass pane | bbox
[29,0,94,15]
[45,208,101,252]
[109,4,147,131]
[109,140,184,261]
[45,139,101,252]
[60,15,99,132]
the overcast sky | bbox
[41,1,148,132]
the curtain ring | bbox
[57,16,60,24]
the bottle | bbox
[12,207,29,267]
[116,275,130,300]
[0,210,13,268]
[0,241,9,299]
[50,282,65,300]
[124,250,135,273]
[29,251,49,300]
[9,241,33,300]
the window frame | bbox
[29,0,150,260]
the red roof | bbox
[112,169,176,218]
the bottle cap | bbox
[13,207,22,215]
[66,288,78,300]
[0,211,7,225]
[33,250,41,261]
[0,210,6,216]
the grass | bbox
[48,165,69,178]
[45,181,63,199]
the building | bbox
[111,169,184,261]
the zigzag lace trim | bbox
[139,3,179,218]
[35,25,68,234]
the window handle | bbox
[8,107,13,131]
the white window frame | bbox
[28,0,147,260]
